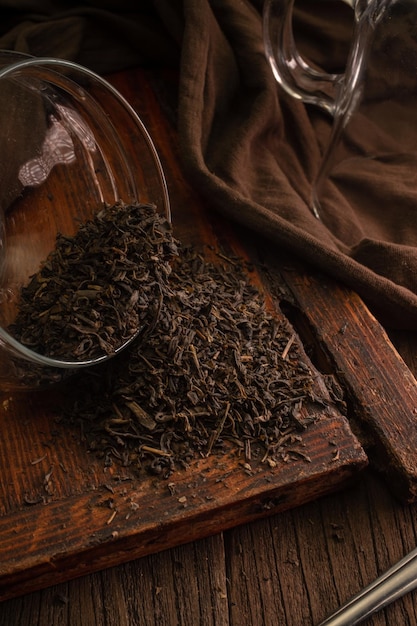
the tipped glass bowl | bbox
[0,50,171,390]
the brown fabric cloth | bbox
[2,0,417,329]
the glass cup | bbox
[263,0,417,221]
[0,51,170,390]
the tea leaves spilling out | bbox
[62,243,319,477]
[10,201,321,475]
[9,202,177,361]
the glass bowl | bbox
[0,50,171,390]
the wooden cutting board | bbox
[0,67,415,602]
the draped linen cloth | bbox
[2,0,417,329]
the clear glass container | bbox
[0,51,171,390]
[263,0,417,222]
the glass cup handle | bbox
[262,0,346,116]
[263,0,379,219]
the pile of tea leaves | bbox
[9,202,177,361]
[62,245,319,477]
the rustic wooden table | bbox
[1,67,417,626]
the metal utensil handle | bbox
[318,546,417,626]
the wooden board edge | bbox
[0,414,367,602]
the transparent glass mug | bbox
[0,51,170,390]
[263,0,417,221]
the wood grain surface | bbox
[0,67,368,601]
[265,254,417,501]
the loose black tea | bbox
[9,202,177,362]
[63,245,320,477]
